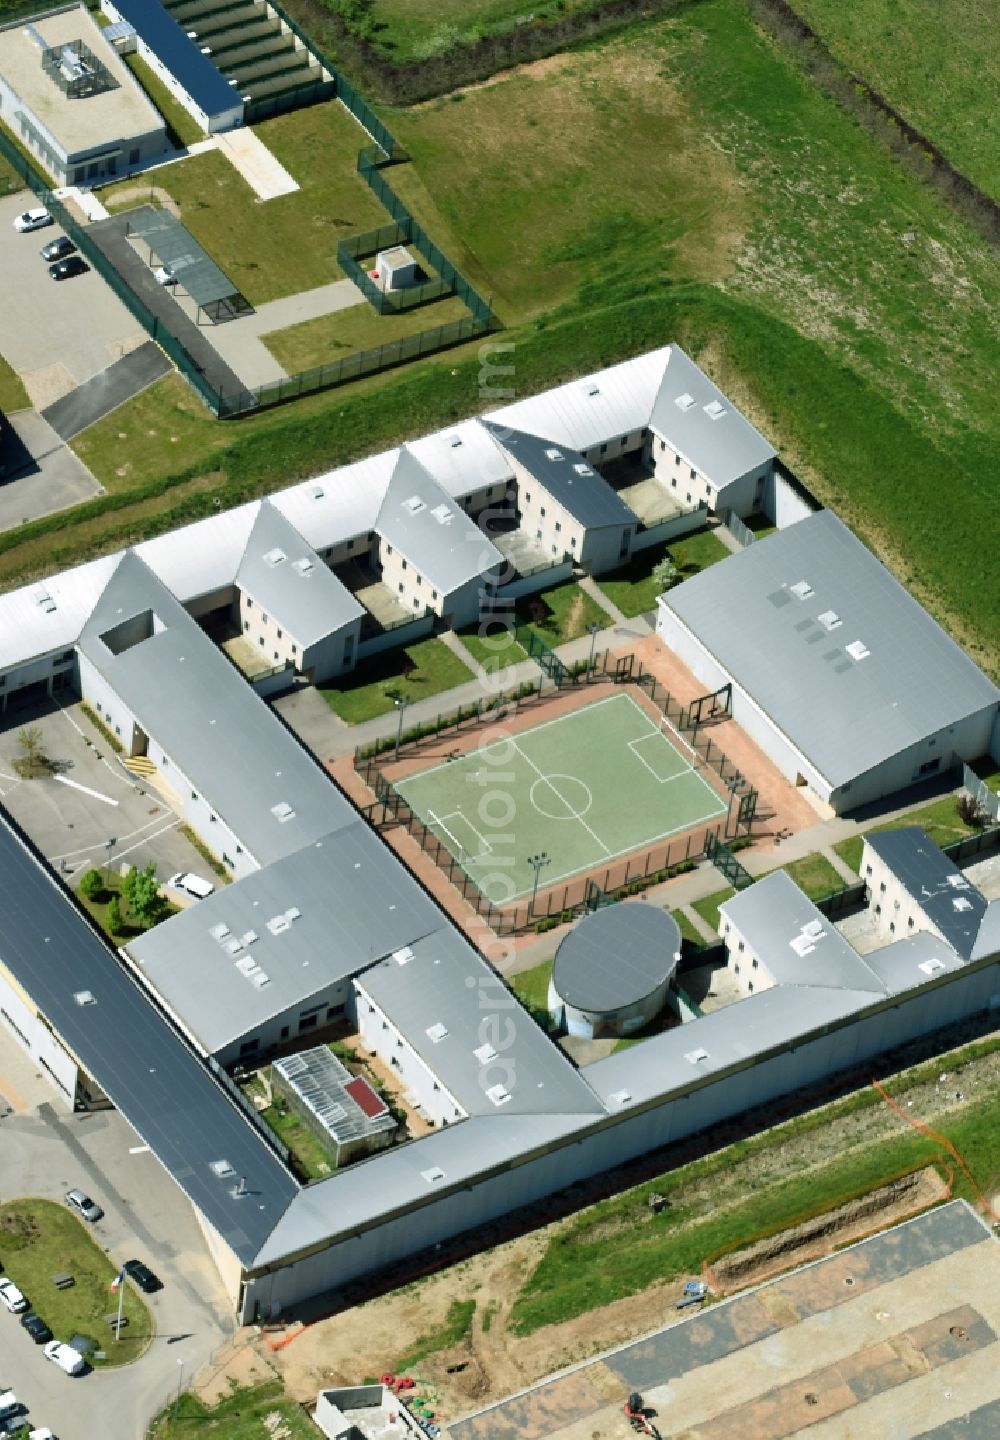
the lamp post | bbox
[105,837,117,887]
[392,696,407,763]
[173,1358,185,1420]
[585,623,600,682]
[527,852,550,917]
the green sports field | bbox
[394,692,729,903]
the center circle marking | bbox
[530,774,594,821]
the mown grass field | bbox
[262,294,472,372]
[151,1381,317,1440]
[319,636,475,721]
[793,0,1000,201]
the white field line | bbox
[51,810,171,862]
[627,731,692,784]
[512,738,612,858]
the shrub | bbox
[106,897,123,936]
[78,869,104,900]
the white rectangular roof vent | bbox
[421,1166,446,1184]
[266,914,291,936]
[544,447,563,461]
[285,906,301,922]
[803,919,824,938]
[703,400,726,419]
[789,580,814,600]
[310,484,324,500]
[486,1082,512,1106]
[790,933,816,957]
[448,433,463,448]
[403,495,426,514]
[392,945,414,966]
[209,922,231,942]
[675,393,696,412]
[263,547,286,568]
[818,610,842,631]
[572,463,593,476]
[431,504,453,525]
[251,971,271,988]
[293,557,314,576]
[73,989,96,1007]
[210,1159,235,1178]
[241,930,258,946]
[953,897,973,912]
[608,1088,632,1109]
[945,874,970,890]
[473,1042,498,1065]
[684,1047,709,1064]
[222,936,243,956]
[919,957,946,975]
[270,801,295,823]
[36,588,57,613]
[426,1022,449,1043]
[846,639,870,661]
[235,956,258,976]
[584,382,600,396]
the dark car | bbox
[20,1312,53,1344]
[40,235,75,263]
[123,1259,160,1293]
[48,256,87,281]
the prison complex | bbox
[0,344,997,1320]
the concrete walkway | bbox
[438,628,489,683]
[578,572,625,624]
[215,127,300,200]
[202,277,366,389]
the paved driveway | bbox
[0,410,103,533]
[0,191,145,408]
[0,1045,234,1440]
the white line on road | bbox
[51,811,170,863]
[53,773,119,805]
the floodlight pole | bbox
[393,697,406,763]
[105,838,117,887]
[585,624,600,682]
[527,852,550,916]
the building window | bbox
[879,882,886,894]
[889,922,895,933]
[259,636,265,647]
[660,439,666,452]
[273,651,279,661]
[540,507,546,518]
[752,957,758,969]
[298,1014,318,1032]
[675,453,681,466]
[865,864,872,876]
[280,1026,289,1041]
[671,477,677,489]
[738,940,744,952]
[569,537,576,549]
[129,147,139,164]
[748,981,754,993]
[398,582,404,594]
[401,559,407,571]
[734,963,740,974]
[690,467,697,480]
[191,790,198,801]
[246,598,253,609]
[415,575,421,587]
[239,1039,259,1057]
[875,903,881,915]
[223,854,234,869]
[432,590,438,601]
[386,544,393,555]
[600,443,608,455]
[243,620,249,632]
[555,522,562,533]
[524,492,531,503]
[291,644,296,656]
[908,917,914,928]
[261,613,268,624]
[276,628,282,639]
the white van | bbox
[0,1392,19,1421]
[167,872,215,900]
[44,1340,85,1376]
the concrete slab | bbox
[0,191,146,403]
[202,278,366,388]
[0,409,103,532]
[41,340,170,440]
[216,126,300,199]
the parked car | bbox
[48,256,87,281]
[12,207,51,232]
[123,1259,160,1293]
[29,1429,56,1440]
[65,1189,103,1222]
[40,235,75,263]
[153,264,177,286]
[0,1391,19,1421]
[44,1340,85,1376]
[0,1278,28,1313]
[21,1311,53,1343]
[167,872,214,900]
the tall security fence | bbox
[961,765,1000,826]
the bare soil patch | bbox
[708,1164,949,1292]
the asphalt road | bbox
[42,341,170,442]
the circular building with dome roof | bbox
[547,903,682,1039]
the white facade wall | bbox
[716,918,776,996]
[378,541,439,618]
[763,470,816,529]
[238,592,303,672]
[457,482,511,520]
[78,651,142,753]
[323,534,375,568]
[715,461,772,519]
[647,432,717,511]
[354,984,465,1129]
[628,503,708,555]
[301,621,361,684]
[861,842,936,945]
[511,465,584,562]
[830,707,997,812]
[242,953,1000,1320]
[213,979,354,1068]
[0,964,78,1107]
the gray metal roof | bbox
[483,422,637,530]
[109,0,240,121]
[863,829,989,960]
[128,209,244,310]
[78,554,355,867]
[719,869,886,993]
[648,345,776,487]
[552,903,681,1012]
[137,504,257,605]
[0,813,296,1263]
[128,822,443,1056]
[406,420,514,502]
[236,501,363,647]
[862,931,966,996]
[663,512,1000,789]
[357,928,605,1119]
[375,451,503,595]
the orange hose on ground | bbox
[870,1076,998,1222]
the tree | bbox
[106,896,123,936]
[14,725,50,779]
[957,791,988,829]
[78,869,104,900]
[121,862,163,929]
[652,554,679,592]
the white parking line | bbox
[53,773,119,806]
[51,812,174,865]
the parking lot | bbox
[0,697,213,892]
[0,1045,234,1440]
[0,191,145,409]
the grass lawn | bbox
[0,352,28,413]
[745,513,777,539]
[518,581,611,647]
[0,1199,150,1366]
[101,102,387,306]
[595,528,728,617]
[150,1381,318,1440]
[692,886,736,935]
[319,637,474,722]
[777,851,845,900]
[833,836,864,875]
[455,621,527,671]
[262,295,472,373]
[793,0,1000,201]
[510,958,554,1026]
[672,907,708,948]
[395,1298,476,1369]
[261,1103,335,1182]
[122,53,204,149]
[969,757,1000,795]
